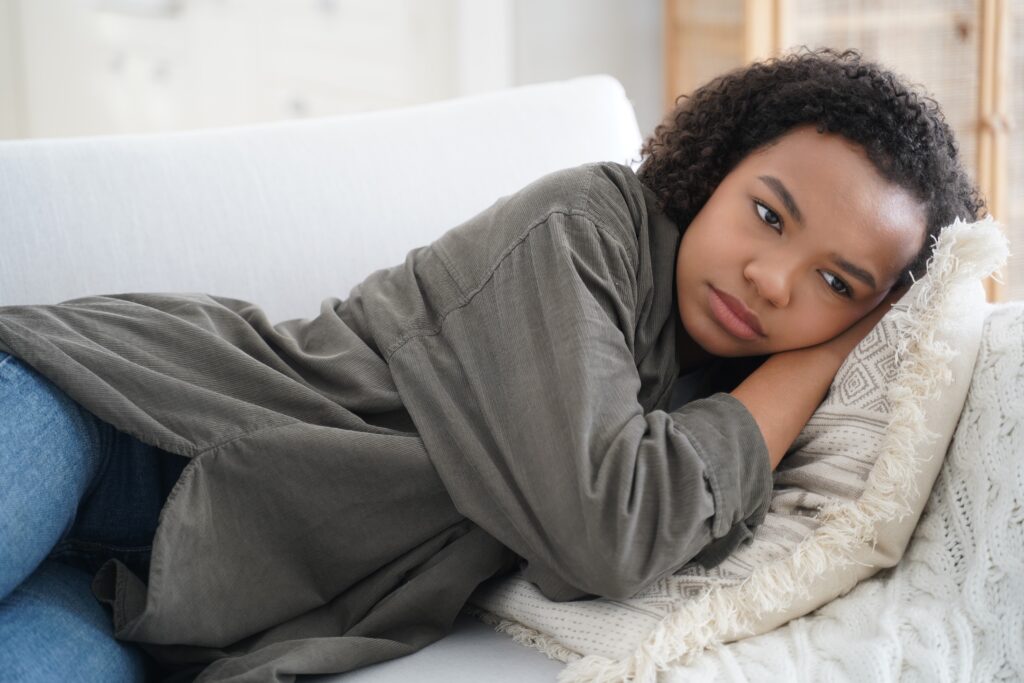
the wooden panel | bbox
[744,0,793,61]
[744,0,775,62]
[1002,0,1022,301]
[663,0,744,113]
[977,0,1011,301]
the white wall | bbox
[0,0,663,140]
[0,0,25,136]
[512,0,664,138]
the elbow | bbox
[589,569,653,602]
[600,578,646,602]
[582,546,660,602]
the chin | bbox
[684,318,741,356]
[712,344,756,358]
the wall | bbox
[0,0,663,140]
[512,0,664,138]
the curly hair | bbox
[636,47,986,290]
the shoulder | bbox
[504,161,645,262]
[427,162,646,299]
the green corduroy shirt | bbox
[0,161,772,682]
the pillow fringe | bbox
[462,603,584,663]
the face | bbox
[674,126,926,370]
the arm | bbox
[390,211,770,602]
[730,286,907,471]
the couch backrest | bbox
[0,75,643,321]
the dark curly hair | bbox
[635,47,986,291]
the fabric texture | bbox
[461,216,1011,683]
[0,161,772,682]
[663,300,1024,682]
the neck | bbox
[675,317,716,375]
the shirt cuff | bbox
[673,391,773,539]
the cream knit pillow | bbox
[462,216,1010,683]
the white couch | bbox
[0,74,643,682]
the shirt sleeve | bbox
[388,208,772,602]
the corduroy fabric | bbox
[0,161,771,682]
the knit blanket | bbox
[662,300,1024,682]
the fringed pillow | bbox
[462,216,1010,683]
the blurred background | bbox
[0,0,1019,300]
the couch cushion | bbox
[0,75,641,322]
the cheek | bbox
[789,308,860,344]
[760,300,864,352]
[697,206,758,257]
[680,221,730,271]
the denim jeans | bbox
[0,350,190,682]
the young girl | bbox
[0,47,983,682]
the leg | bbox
[0,350,109,600]
[0,350,187,681]
[45,418,190,580]
[0,559,152,682]
[0,349,189,590]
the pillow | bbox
[662,299,1024,681]
[461,215,1010,682]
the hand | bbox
[733,282,911,472]
[816,283,910,365]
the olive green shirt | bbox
[0,161,772,681]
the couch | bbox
[0,74,642,682]
[3,75,1020,683]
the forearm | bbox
[729,346,843,471]
[729,285,905,472]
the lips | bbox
[710,286,765,337]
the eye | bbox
[754,200,782,232]
[753,198,854,299]
[821,271,853,298]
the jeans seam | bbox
[53,543,153,554]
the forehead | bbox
[738,127,926,283]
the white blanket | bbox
[664,301,1024,683]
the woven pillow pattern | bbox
[462,216,1010,683]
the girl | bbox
[0,47,983,682]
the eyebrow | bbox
[757,174,878,292]
[830,254,877,291]
[759,175,803,224]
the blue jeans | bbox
[0,350,190,682]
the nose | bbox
[743,251,797,308]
